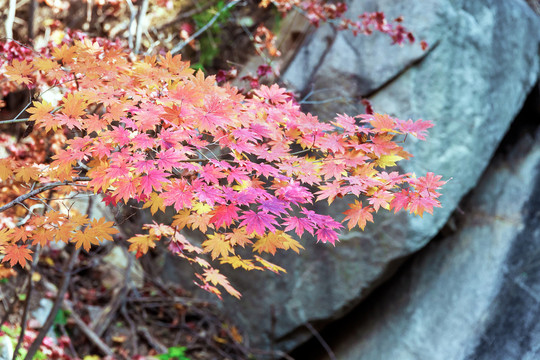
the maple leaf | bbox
[143,193,166,215]
[283,216,315,237]
[71,229,100,252]
[128,234,158,258]
[188,212,213,233]
[210,204,239,228]
[162,179,193,211]
[52,44,78,64]
[61,93,88,119]
[343,200,374,230]
[202,233,233,260]
[87,218,118,242]
[11,227,29,243]
[14,166,40,183]
[2,245,33,268]
[0,159,14,181]
[4,59,34,85]
[32,227,53,246]
[220,256,260,270]
[239,211,278,236]
[201,268,241,299]
[140,169,170,195]
[27,101,55,124]
[225,228,253,247]
[54,223,76,244]
[253,232,285,255]
[172,209,191,229]
[0,228,14,246]
[375,154,403,169]
[254,255,286,274]
[316,180,343,204]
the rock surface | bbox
[164,0,540,351]
[295,86,540,360]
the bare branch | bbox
[5,0,17,40]
[171,0,242,55]
[0,177,91,214]
[62,302,117,358]
[125,0,136,49]
[28,0,37,40]
[305,322,337,360]
[134,0,149,54]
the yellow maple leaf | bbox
[253,231,290,255]
[375,154,403,169]
[142,192,165,215]
[0,159,13,181]
[254,255,286,274]
[219,255,260,271]
[14,166,40,182]
[172,209,191,229]
[127,234,158,257]
[202,233,233,260]
[87,217,118,242]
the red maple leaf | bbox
[210,204,240,229]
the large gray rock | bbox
[301,93,540,360]
[164,0,540,352]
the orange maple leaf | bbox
[342,200,374,230]
[31,227,54,247]
[4,59,34,85]
[2,244,33,267]
[71,229,100,252]
[87,217,118,242]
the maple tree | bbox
[0,2,444,303]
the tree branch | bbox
[5,0,17,40]
[134,0,149,54]
[0,177,91,214]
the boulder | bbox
[164,0,540,351]
[298,88,540,360]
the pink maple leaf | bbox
[283,216,315,237]
[239,210,278,236]
[140,169,170,195]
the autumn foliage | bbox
[0,13,444,300]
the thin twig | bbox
[138,326,168,353]
[0,118,30,125]
[155,2,214,31]
[305,322,336,360]
[134,0,149,54]
[171,0,242,55]
[62,302,116,357]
